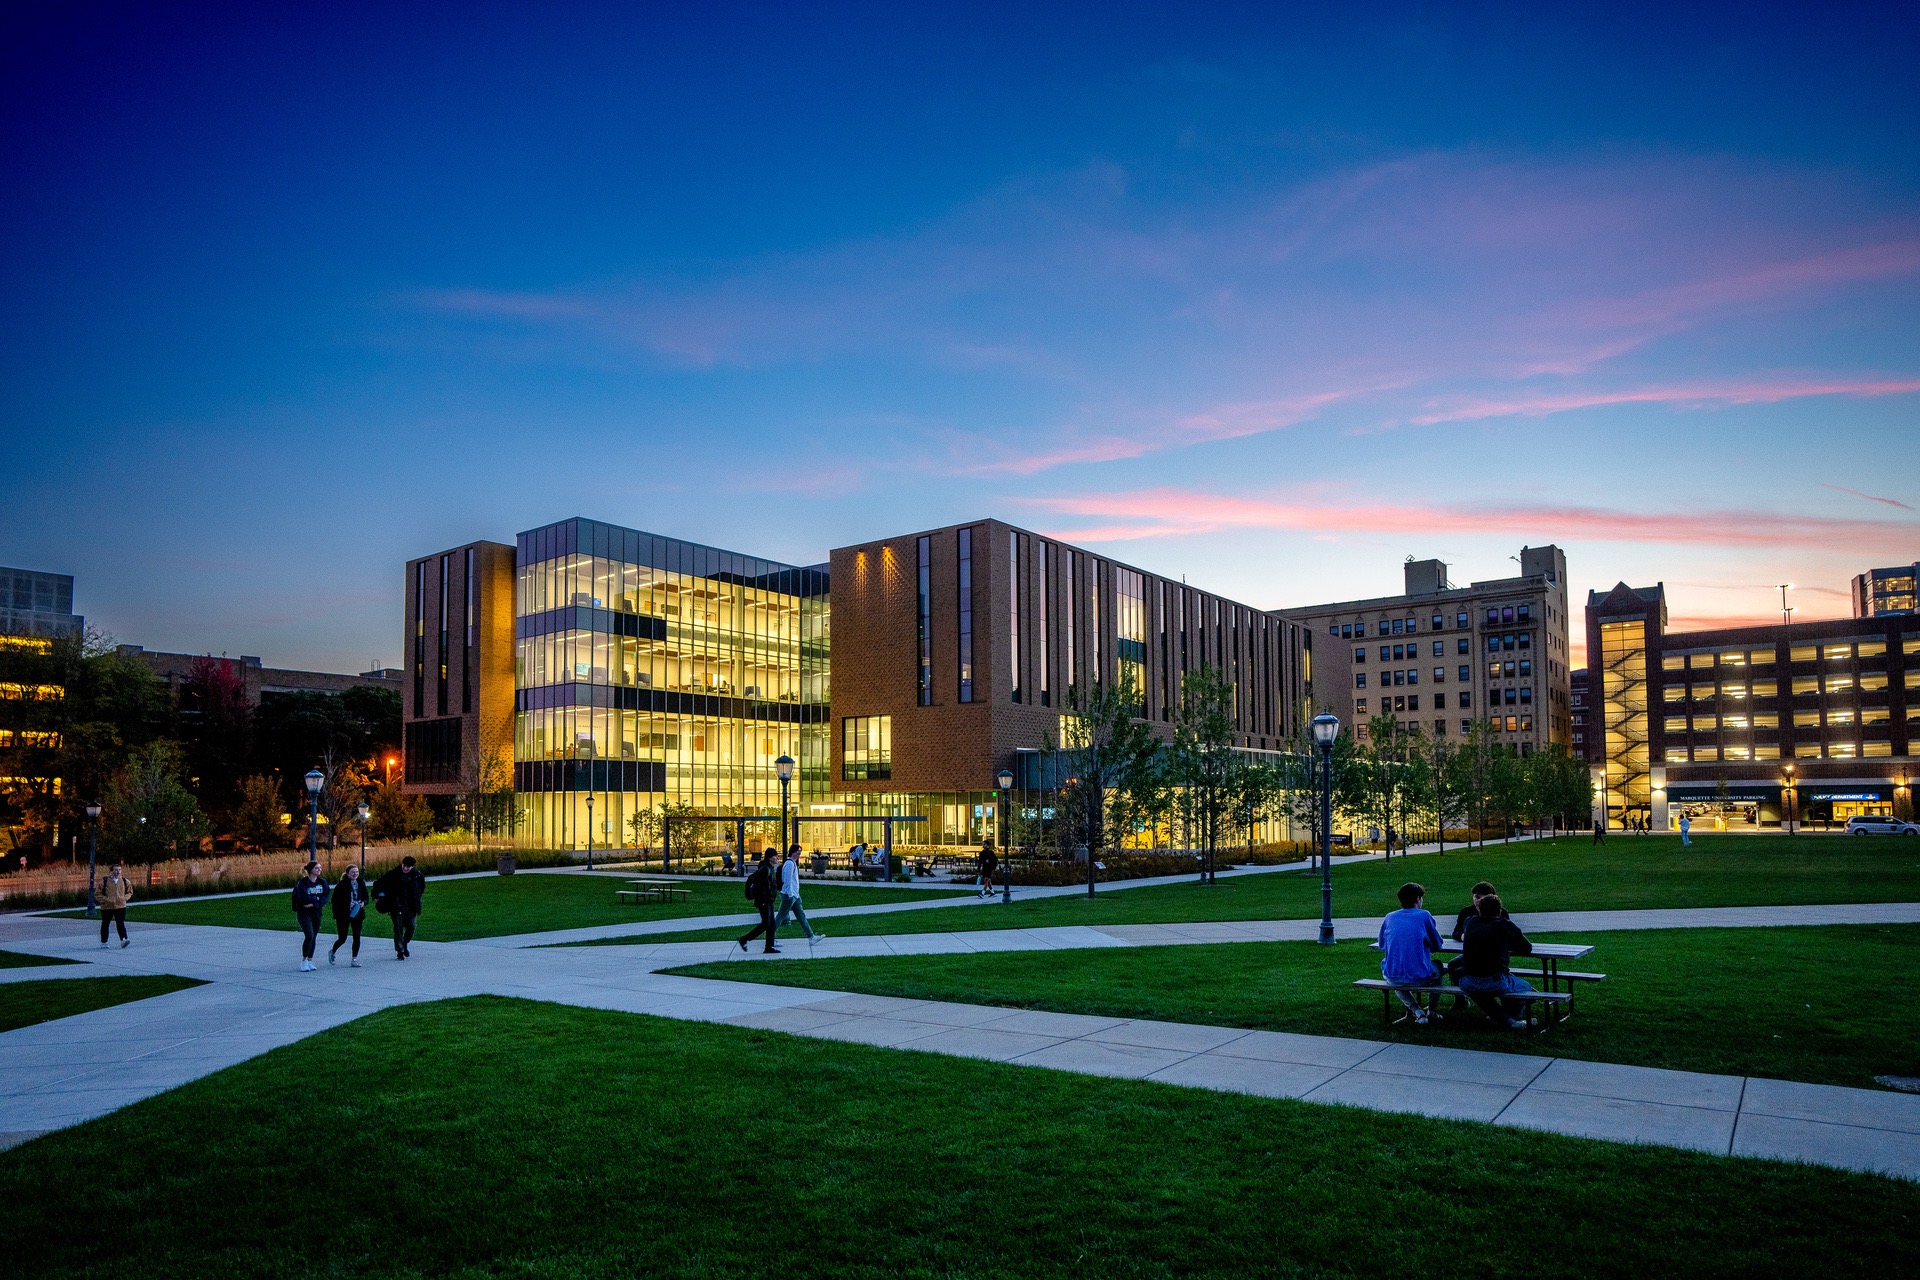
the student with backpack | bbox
[373,856,427,960]
[737,850,780,954]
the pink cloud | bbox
[1024,488,1920,552]
[1405,375,1920,426]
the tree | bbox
[101,741,209,863]
[627,805,662,853]
[1486,745,1529,842]
[1458,719,1501,846]
[178,655,251,816]
[0,631,172,862]
[1279,715,1363,856]
[1530,744,1593,833]
[230,774,286,852]
[1234,759,1285,859]
[1170,665,1241,882]
[1045,670,1161,894]
[368,779,432,842]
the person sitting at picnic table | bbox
[1456,894,1534,1028]
[1376,882,1445,1024]
[1449,881,1506,942]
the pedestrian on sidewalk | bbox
[97,860,134,948]
[291,862,328,971]
[1680,813,1692,847]
[773,842,823,943]
[1593,817,1605,844]
[374,856,427,959]
[738,850,780,953]
[329,862,369,966]
[976,840,997,898]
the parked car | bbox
[1843,815,1920,836]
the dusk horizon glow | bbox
[3,3,1915,673]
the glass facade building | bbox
[511,519,829,848]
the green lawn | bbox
[0,974,204,1034]
[668,924,1920,1090]
[0,951,78,969]
[1,997,1913,1278]
[70,872,963,943]
[631,833,1920,942]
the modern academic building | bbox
[402,517,1311,851]
[1583,581,1918,830]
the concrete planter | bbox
[496,853,516,876]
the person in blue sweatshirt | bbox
[290,862,329,972]
[1376,882,1445,1024]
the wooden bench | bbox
[1352,979,1571,1031]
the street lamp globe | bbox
[774,754,795,783]
[357,803,370,824]
[1311,713,1340,748]
[995,768,1013,791]
[304,769,325,796]
[84,803,101,820]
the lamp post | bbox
[1783,763,1796,835]
[775,754,795,865]
[304,769,324,867]
[1312,713,1340,945]
[584,794,595,871]
[996,767,1014,904]
[357,802,370,875]
[84,803,101,918]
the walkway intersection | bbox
[1,896,1917,1184]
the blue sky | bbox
[2,1,1916,671]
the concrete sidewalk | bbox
[521,900,1920,970]
[2,905,1917,1183]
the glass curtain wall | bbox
[1599,619,1650,825]
[513,519,829,850]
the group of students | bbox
[736,844,825,953]
[1376,878,1535,1027]
[289,856,426,971]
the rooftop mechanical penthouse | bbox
[403,517,1311,851]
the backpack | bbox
[743,871,757,902]
[372,870,394,914]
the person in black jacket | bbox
[329,862,370,967]
[374,856,427,960]
[1456,894,1534,1027]
[737,850,780,954]
[976,841,998,899]
[291,862,329,972]
[1448,881,1506,942]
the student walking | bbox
[329,863,370,966]
[773,843,823,943]
[97,861,135,948]
[738,850,780,953]
[374,856,427,959]
[1592,817,1605,844]
[976,841,997,898]
[1680,813,1693,847]
[291,862,328,971]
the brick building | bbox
[1276,546,1574,754]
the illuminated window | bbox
[1857,641,1886,658]
[1665,716,1686,732]
[1793,711,1820,727]
[842,715,892,781]
[1665,748,1687,763]
[1724,745,1750,760]
[1662,655,1684,671]
[1792,677,1819,695]
[1755,744,1780,760]
[1753,712,1779,728]
[1828,709,1855,726]
[1795,742,1821,758]
[1722,714,1749,729]
[1693,715,1718,731]
[1751,680,1777,696]
[1829,742,1858,758]
[1719,651,1746,666]
[1790,645,1817,662]
[1664,685,1686,702]
[1824,644,1852,661]
[1826,673,1854,693]
[1859,672,1888,692]
[1864,741,1893,757]
[1694,745,1719,761]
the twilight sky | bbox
[3,1,1917,672]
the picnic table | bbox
[1362,937,1604,1030]
[617,879,693,906]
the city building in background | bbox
[1853,563,1919,618]
[402,516,1307,851]
[1585,580,1916,829]
[117,647,402,707]
[1277,546,1574,755]
[0,567,82,641]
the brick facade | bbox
[401,541,516,796]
